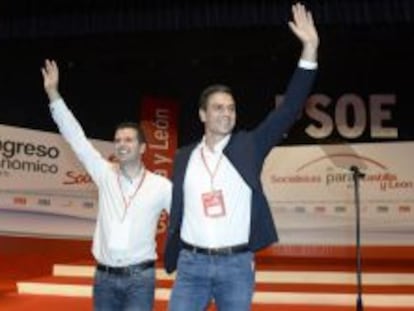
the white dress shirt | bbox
[181,135,252,248]
[50,98,172,266]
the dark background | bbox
[0,0,413,146]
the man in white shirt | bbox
[42,60,172,311]
[165,3,319,310]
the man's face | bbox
[114,128,145,164]
[199,92,236,137]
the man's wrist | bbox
[46,89,62,103]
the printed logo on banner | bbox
[376,205,389,213]
[334,206,347,213]
[82,201,95,209]
[399,205,411,213]
[38,198,51,206]
[314,206,326,213]
[62,155,115,186]
[297,153,387,172]
[13,197,27,205]
[293,152,413,193]
[294,206,306,213]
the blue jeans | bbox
[93,265,155,311]
[169,249,255,311]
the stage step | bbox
[16,263,414,308]
[53,263,414,286]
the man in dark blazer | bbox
[165,3,319,310]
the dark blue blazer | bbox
[164,66,317,273]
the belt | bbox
[181,241,249,256]
[96,260,155,276]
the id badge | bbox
[202,190,226,217]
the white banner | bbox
[0,124,113,238]
[261,141,414,245]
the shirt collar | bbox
[200,134,231,154]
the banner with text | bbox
[261,141,414,246]
[0,124,113,238]
[140,96,178,252]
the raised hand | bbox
[288,3,319,61]
[41,59,61,102]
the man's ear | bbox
[139,142,147,155]
[199,108,206,123]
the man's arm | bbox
[41,59,108,182]
[250,3,319,158]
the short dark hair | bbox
[198,84,233,110]
[115,122,147,144]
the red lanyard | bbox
[200,147,223,190]
[117,168,147,217]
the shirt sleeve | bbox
[49,98,109,183]
[298,59,318,70]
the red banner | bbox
[139,96,179,257]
